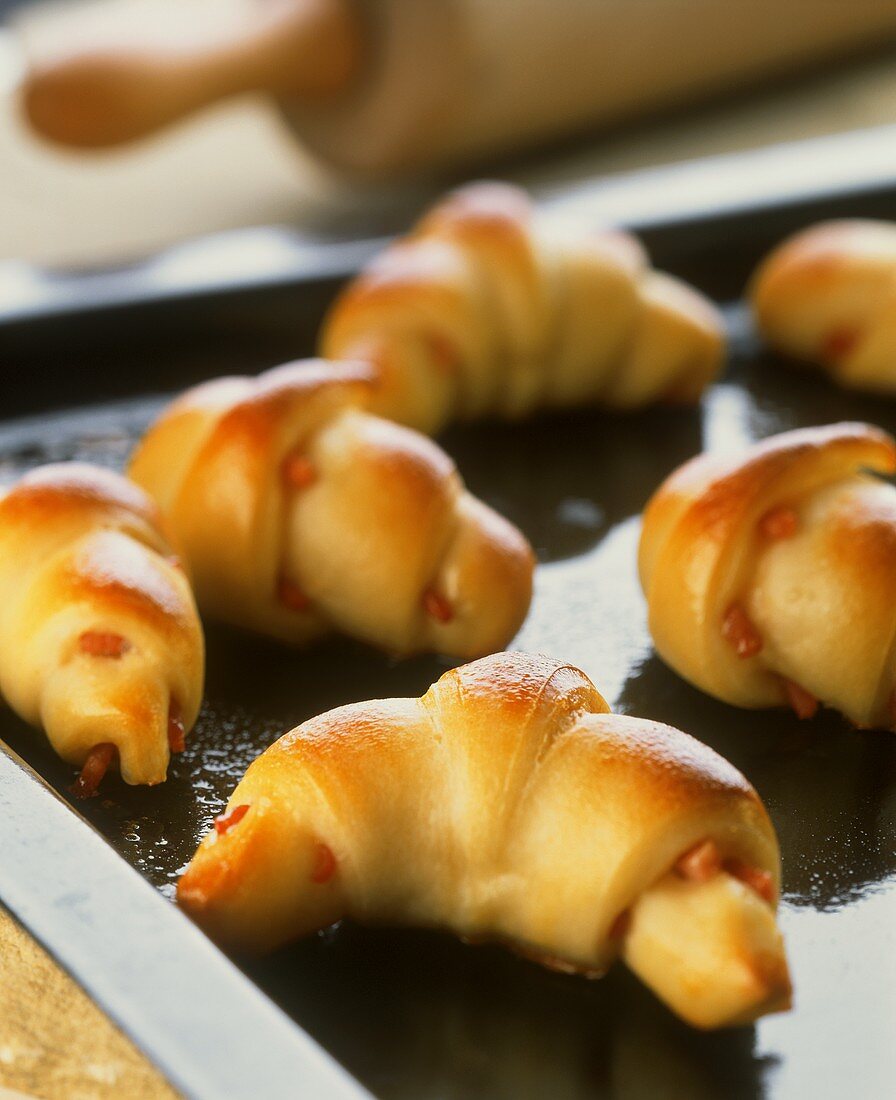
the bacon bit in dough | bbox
[168,704,186,753]
[78,631,130,658]
[277,576,311,613]
[422,589,454,623]
[721,604,763,658]
[759,506,798,540]
[214,804,250,836]
[783,679,819,721]
[427,333,460,374]
[724,858,775,903]
[608,910,631,939]
[822,327,859,362]
[661,377,698,406]
[675,838,722,882]
[281,453,317,490]
[167,554,183,571]
[311,842,337,884]
[72,743,117,799]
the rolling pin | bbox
[20,0,896,178]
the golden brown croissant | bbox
[321,182,726,433]
[0,463,204,792]
[178,652,790,1030]
[640,422,896,728]
[751,219,896,393]
[128,360,533,658]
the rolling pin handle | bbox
[19,0,363,150]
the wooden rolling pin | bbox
[20,0,896,178]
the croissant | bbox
[640,422,896,728]
[128,359,533,658]
[750,219,896,393]
[0,463,204,792]
[178,651,791,1030]
[321,182,725,434]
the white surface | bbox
[3,2,896,267]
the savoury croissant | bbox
[640,422,896,728]
[128,360,533,658]
[0,463,204,792]
[321,182,725,433]
[178,651,790,1030]
[751,219,896,393]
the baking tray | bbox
[2,157,896,1099]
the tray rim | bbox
[0,744,370,1100]
[3,123,896,332]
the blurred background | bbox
[3,0,896,270]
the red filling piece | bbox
[759,506,798,540]
[675,838,722,882]
[721,604,763,658]
[281,453,317,490]
[311,842,337,884]
[72,743,117,799]
[79,631,130,658]
[674,839,775,904]
[822,327,858,362]
[427,334,460,374]
[783,679,819,721]
[724,858,775,903]
[422,589,454,623]
[660,376,698,406]
[168,705,186,753]
[215,804,250,836]
[278,576,311,613]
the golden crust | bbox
[178,652,788,1029]
[61,530,195,634]
[751,219,896,391]
[129,359,534,657]
[0,463,204,785]
[322,181,725,432]
[0,461,163,535]
[640,422,896,724]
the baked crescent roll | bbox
[179,652,791,1030]
[128,360,533,658]
[321,182,725,433]
[751,219,896,393]
[640,422,896,728]
[0,463,204,792]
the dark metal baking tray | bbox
[1,145,895,1098]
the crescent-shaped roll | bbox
[321,182,725,433]
[640,422,896,728]
[750,219,896,393]
[128,359,534,658]
[0,463,204,792]
[178,652,791,1030]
